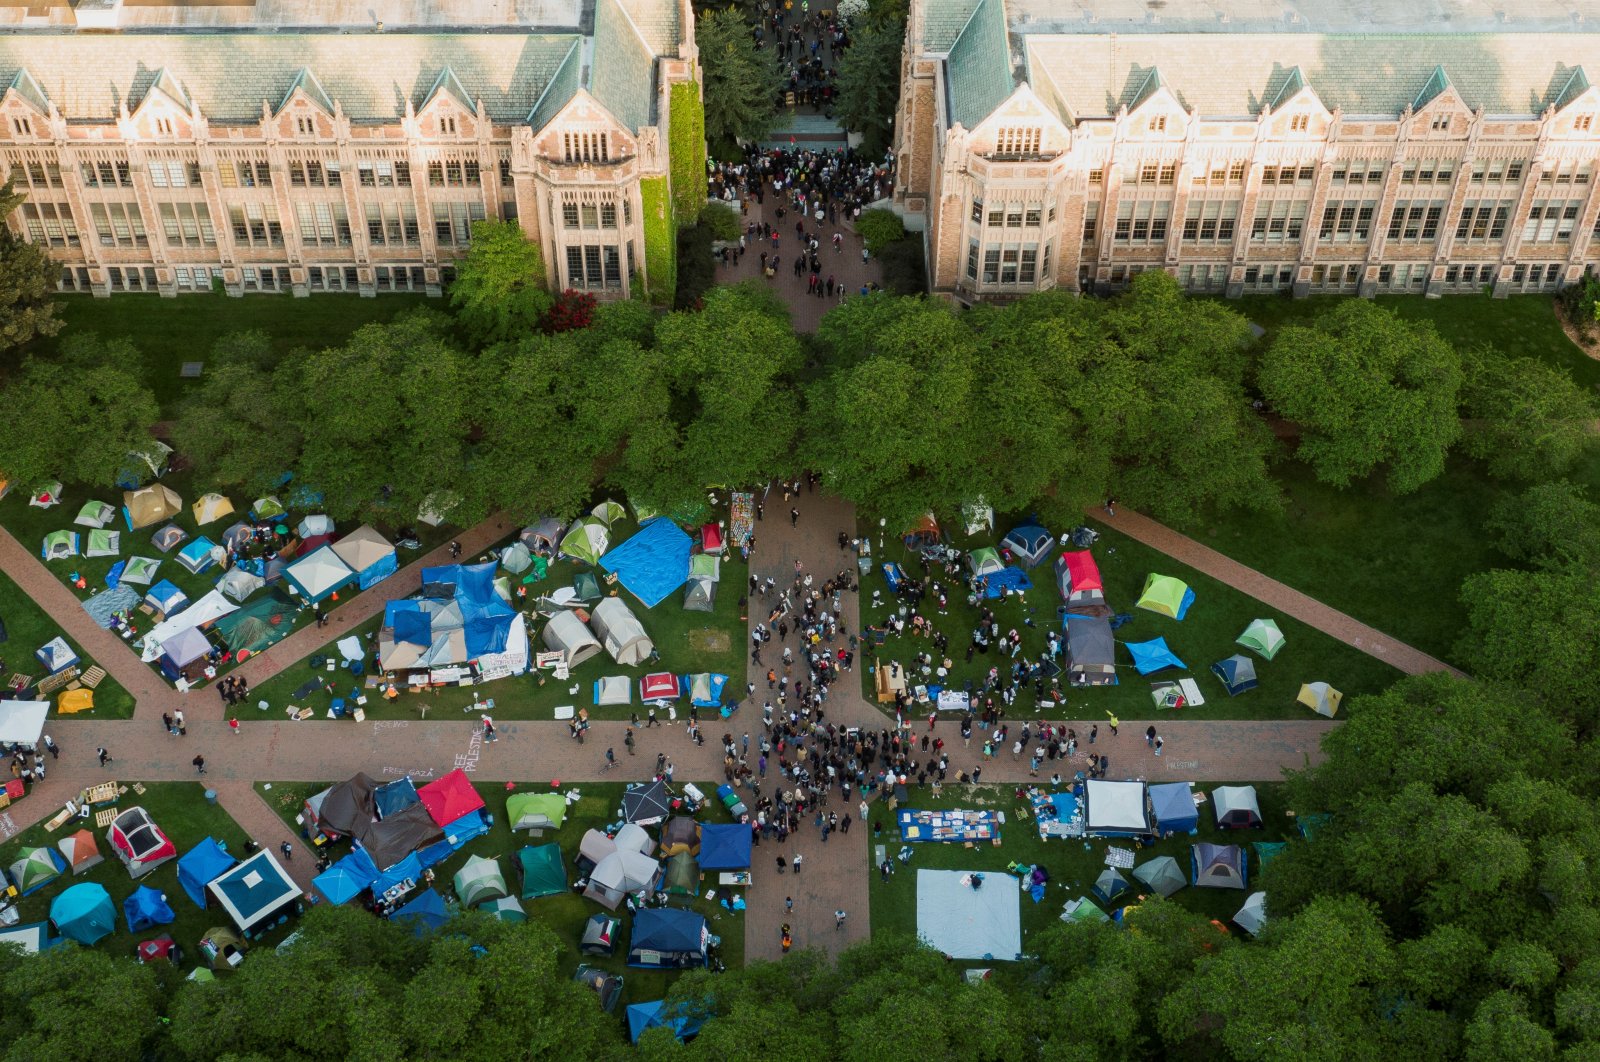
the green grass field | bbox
[33,293,444,410]
[0,567,135,719]
[0,782,278,991]
[858,517,1400,722]
[245,524,747,723]
[256,778,745,1016]
[868,779,1293,962]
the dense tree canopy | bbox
[1459,345,1599,482]
[833,9,905,157]
[696,8,782,148]
[169,331,302,498]
[1258,301,1463,493]
[448,219,554,348]
[0,180,63,365]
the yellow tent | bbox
[124,485,182,530]
[192,493,236,525]
[1296,682,1342,718]
[58,689,94,714]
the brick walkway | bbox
[1103,508,1466,679]
[1,493,1443,968]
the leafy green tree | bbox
[0,333,158,491]
[1258,300,1463,493]
[696,8,782,147]
[1484,480,1600,571]
[1459,346,1598,481]
[169,331,302,496]
[0,944,162,1061]
[0,179,62,363]
[855,208,905,254]
[448,219,554,348]
[698,202,742,242]
[288,312,473,523]
[834,13,905,156]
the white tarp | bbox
[140,590,238,662]
[337,636,365,662]
[915,869,1022,961]
[0,701,50,746]
[1085,779,1150,834]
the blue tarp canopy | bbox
[627,907,708,968]
[374,776,421,819]
[370,852,424,897]
[389,602,433,647]
[410,563,516,656]
[123,885,176,933]
[391,888,450,932]
[177,838,237,908]
[601,518,692,608]
[1127,637,1187,675]
[313,848,380,905]
[1149,783,1199,834]
[414,809,492,868]
[697,823,752,871]
[627,1000,705,1044]
[977,566,1032,599]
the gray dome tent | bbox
[541,611,602,669]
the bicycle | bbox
[601,750,619,773]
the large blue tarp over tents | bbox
[697,823,752,871]
[370,851,424,897]
[627,1000,705,1044]
[383,563,517,657]
[414,809,492,869]
[1127,637,1187,676]
[601,519,692,608]
[391,888,450,932]
[177,838,237,908]
[313,848,379,905]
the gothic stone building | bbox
[894,0,1600,301]
[0,0,698,298]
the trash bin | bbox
[204,789,217,804]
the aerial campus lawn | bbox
[858,516,1400,722]
[0,781,274,988]
[867,779,1295,967]
[244,522,748,724]
[31,292,444,410]
[1189,292,1600,667]
[256,778,746,1013]
[0,464,457,692]
[0,567,135,719]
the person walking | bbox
[624,728,636,756]
[1145,725,1157,748]
[229,717,241,737]
[1105,712,1119,737]
[785,896,794,913]
[174,709,186,736]
[97,747,112,767]
[162,712,174,735]
[192,754,206,775]
[43,735,58,759]
[1154,735,1164,757]
[482,715,497,743]
[280,841,293,861]
[835,909,847,930]
[1089,724,1098,744]
[792,852,803,875]
[790,507,800,527]
[776,854,787,874]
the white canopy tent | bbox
[1084,779,1151,835]
[140,590,238,662]
[0,701,50,747]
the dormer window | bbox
[11,116,32,137]
[563,130,610,164]
[1290,114,1309,133]
[1577,115,1594,133]
[438,115,457,136]
[155,117,174,137]
[1430,114,1451,133]
[1148,115,1167,133]
[994,127,1040,158]
[296,115,315,136]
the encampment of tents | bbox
[590,597,653,666]
[28,481,63,509]
[1211,654,1259,696]
[1236,618,1285,660]
[57,688,94,714]
[659,817,700,857]
[284,546,356,604]
[663,851,699,895]
[1297,682,1342,718]
[627,908,708,968]
[1136,573,1194,620]
[521,519,565,554]
[121,557,161,586]
[216,568,265,604]
[583,848,659,910]
[601,518,692,608]
[581,913,618,956]
[8,845,66,897]
[1092,867,1130,905]
[594,675,632,705]
[1149,782,1199,834]
[560,517,610,565]
[902,513,941,550]
[250,496,285,521]
[143,580,189,617]
[683,575,716,612]
[331,525,398,590]
[1213,786,1263,829]
[418,769,486,829]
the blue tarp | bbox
[391,888,449,932]
[409,563,516,657]
[144,579,188,614]
[313,848,380,905]
[105,560,125,588]
[977,566,1032,599]
[628,908,708,968]
[601,518,692,608]
[123,885,176,933]
[352,551,398,590]
[389,602,432,647]
[414,810,491,868]
[370,852,424,897]
[627,1000,705,1044]
[688,673,728,707]
[375,777,421,819]
[177,838,237,908]
[82,585,140,630]
[1149,783,1199,834]
[1127,637,1187,676]
[179,536,220,574]
[697,823,752,871]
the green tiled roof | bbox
[946,0,1014,130]
[1023,34,1600,119]
[527,39,583,131]
[1267,66,1308,111]
[615,0,682,57]
[923,0,983,52]
[0,33,582,124]
[1411,65,1452,111]
[422,66,475,113]
[277,67,336,115]
[591,0,657,131]
[6,68,50,114]
[1554,66,1591,110]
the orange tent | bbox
[57,689,94,714]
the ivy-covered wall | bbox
[669,78,708,227]
[640,175,676,307]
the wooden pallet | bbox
[37,667,80,696]
[80,666,106,689]
[94,808,119,828]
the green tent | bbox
[559,518,610,565]
[483,896,526,923]
[688,553,720,581]
[663,852,699,895]
[1253,841,1287,870]
[85,529,121,558]
[8,846,64,896]
[573,571,602,600]
[1136,573,1191,619]
[1236,618,1285,660]
[216,595,296,656]
[517,844,568,900]
[1132,856,1187,898]
[41,530,79,560]
[507,792,568,834]
[121,557,162,585]
[452,855,509,908]
[968,546,1004,578]
[1061,897,1108,924]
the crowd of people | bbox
[749,3,853,114]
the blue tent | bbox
[697,823,752,871]
[123,886,176,933]
[600,518,692,608]
[999,522,1055,569]
[51,883,116,945]
[1149,783,1199,834]
[177,838,238,908]
[1126,637,1187,676]
[626,1000,705,1044]
[407,563,517,657]
[391,604,433,647]
[313,848,380,906]
[374,776,421,819]
[143,579,189,616]
[391,888,450,932]
[371,852,424,897]
[178,536,221,575]
[1211,654,1260,696]
[977,566,1032,599]
[688,673,728,707]
[627,908,708,968]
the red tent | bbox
[640,672,682,700]
[700,524,724,554]
[1060,551,1103,593]
[417,769,486,829]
